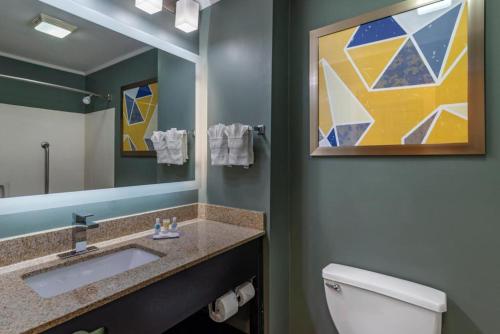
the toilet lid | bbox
[323,263,447,313]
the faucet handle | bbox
[72,213,95,225]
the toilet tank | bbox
[323,264,447,334]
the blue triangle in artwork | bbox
[125,95,134,120]
[128,102,144,124]
[374,39,434,89]
[136,85,152,99]
[348,17,406,48]
[337,123,371,146]
[327,128,338,147]
[145,138,155,151]
[413,4,461,78]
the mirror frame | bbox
[0,0,207,215]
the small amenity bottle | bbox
[170,217,178,232]
[154,218,161,236]
[163,219,170,232]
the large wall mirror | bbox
[0,0,197,199]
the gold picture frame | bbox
[309,0,485,156]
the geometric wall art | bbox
[310,0,484,156]
[121,78,158,156]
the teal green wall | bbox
[86,49,159,188]
[270,0,291,332]
[205,0,272,216]
[157,50,196,183]
[86,49,196,188]
[289,0,500,333]
[204,0,291,333]
[0,56,85,113]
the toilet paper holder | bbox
[208,277,257,323]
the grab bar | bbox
[41,142,50,194]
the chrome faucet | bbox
[72,213,99,251]
[59,213,100,259]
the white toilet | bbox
[323,263,447,334]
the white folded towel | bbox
[151,131,169,164]
[151,129,188,165]
[165,128,187,165]
[225,123,254,168]
[208,124,229,166]
[180,130,189,162]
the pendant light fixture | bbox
[135,0,163,15]
[175,0,200,33]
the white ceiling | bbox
[0,0,221,76]
[0,0,149,75]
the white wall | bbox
[84,108,115,190]
[0,104,115,198]
[0,103,85,197]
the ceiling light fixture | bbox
[175,0,200,33]
[417,0,452,15]
[32,14,77,39]
[135,0,163,14]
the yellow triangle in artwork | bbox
[443,4,468,75]
[425,110,468,144]
[347,37,406,88]
[123,137,132,151]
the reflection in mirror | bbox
[0,0,196,199]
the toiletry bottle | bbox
[154,218,161,236]
[171,217,178,232]
[163,219,170,232]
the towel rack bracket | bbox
[253,125,266,136]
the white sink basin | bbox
[24,248,160,298]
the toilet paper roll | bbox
[235,282,255,307]
[208,291,239,323]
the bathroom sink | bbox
[24,248,160,298]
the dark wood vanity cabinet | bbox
[43,239,263,334]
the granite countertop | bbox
[0,219,264,334]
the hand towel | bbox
[151,131,169,164]
[208,124,229,166]
[165,128,185,165]
[179,130,189,162]
[151,130,188,165]
[225,123,254,167]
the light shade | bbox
[417,0,452,15]
[32,14,77,39]
[135,0,163,14]
[175,0,200,33]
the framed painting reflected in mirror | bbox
[309,0,485,156]
[120,78,158,157]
